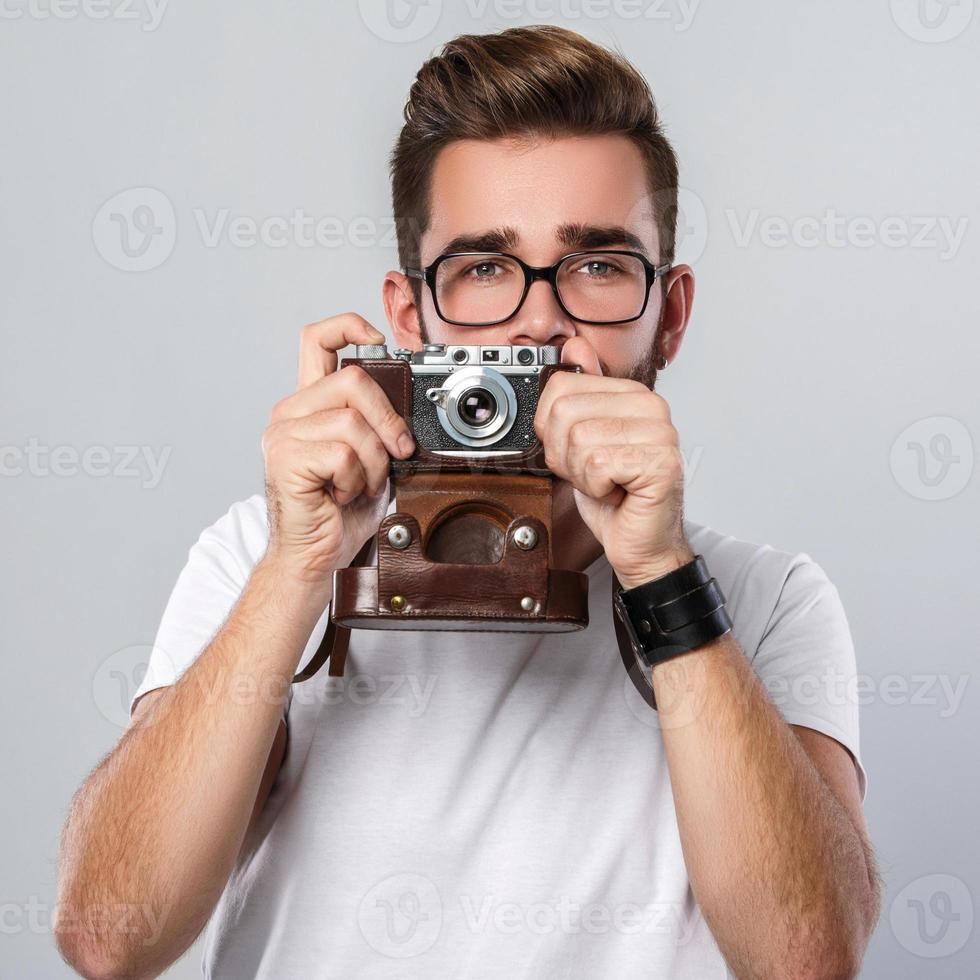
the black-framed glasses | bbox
[404,250,671,327]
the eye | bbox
[572,256,624,278]
[464,260,501,278]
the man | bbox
[56,25,880,979]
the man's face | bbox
[397,134,673,386]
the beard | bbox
[598,302,666,390]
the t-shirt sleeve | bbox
[749,555,868,801]
[129,495,271,714]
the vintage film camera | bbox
[327,342,591,635]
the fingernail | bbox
[398,433,415,457]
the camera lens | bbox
[457,387,497,428]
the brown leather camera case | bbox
[330,356,590,633]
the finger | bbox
[297,313,386,389]
[535,370,644,439]
[287,438,370,507]
[566,415,676,463]
[560,335,603,377]
[278,408,391,496]
[572,443,684,502]
[562,418,677,497]
[539,390,670,471]
[274,365,414,460]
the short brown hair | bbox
[390,25,679,282]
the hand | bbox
[533,337,693,589]
[261,314,415,590]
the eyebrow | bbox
[439,226,520,255]
[437,223,649,259]
[556,223,649,255]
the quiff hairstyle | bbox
[390,25,679,294]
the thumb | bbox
[560,336,603,377]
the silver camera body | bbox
[355,343,560,456]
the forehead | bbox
[424,134,658,259]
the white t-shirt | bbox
[132,494,866,979]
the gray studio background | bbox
[2,2,977,977]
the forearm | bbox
[652,634,877,980]
[55,555,328,979]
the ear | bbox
[383,271,424,352]
[657,264,695,364]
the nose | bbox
[505,278,576,350]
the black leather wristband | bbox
[613,555,733,669]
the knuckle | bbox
[365,433,387,462]
[342,363,369,387]
[649,391,672,419]
[301,320,323,342]
[647,418,678,443]
[654,446,683,479]
[260,428,275,459]
[566,420,588,448]
[263,432,293,470]
[334,441,358,466]
[585,448,607,472]
[550,393,573,424]
[337,406,363,428]
[269,397,291,423]
[548,371,571,392]
[261,420,286,455]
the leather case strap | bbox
[297,544,653,713]
[291,536,375,684]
